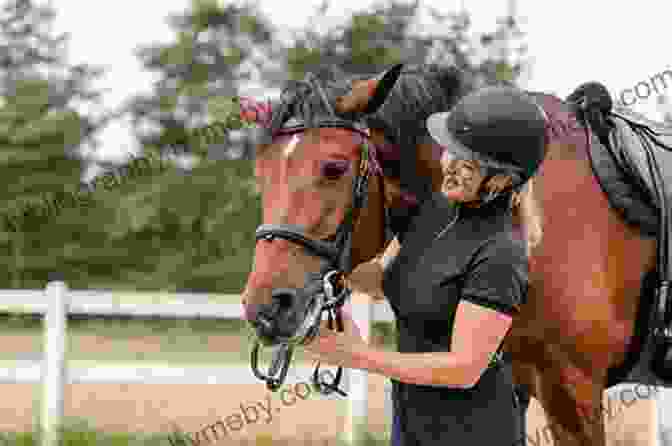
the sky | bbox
[49,0,672,164]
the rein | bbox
[250,73,382,395]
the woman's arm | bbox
[354,301,512,388]
[345,237,400,301]
[354,238,526,388]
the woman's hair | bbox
[510,178,543,254]
[467,150,526,194]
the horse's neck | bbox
[351,172,388,267]
[415,143,444,192]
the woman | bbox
[304,85,548,446]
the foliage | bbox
[0,420,167,446]
[0,422,390,446]
[126,0,276,161]
[284,0,529,86]
[0,0,107,288]
[0,157,260,292]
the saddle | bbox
[568,82,672,381]
[589,107,672,235]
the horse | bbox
[240,63,670,446]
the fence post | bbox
[659,387,672,446]
[343,295,372,445]
[41,280,68,446]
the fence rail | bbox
[0,288,395,321]
[3,282,670,446]
[0,281,394,446]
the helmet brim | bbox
[426,112,475,162]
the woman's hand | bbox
[345,259,385,300]
[303,304,371,369]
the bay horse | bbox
[240,64,669,446]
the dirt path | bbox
[0,335,659,445]
[0,332,250,363]
[0,379,658,445]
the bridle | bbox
[250,73,382,395]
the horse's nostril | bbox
[271,289,297,310]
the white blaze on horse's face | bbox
[283,133,300,158]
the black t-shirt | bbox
[382,192,528,446]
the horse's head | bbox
[241,66,402,348]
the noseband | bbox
[250,74,380,395]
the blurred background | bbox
[0,0,670,292]
[0,0,670,444]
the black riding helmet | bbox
[426,85,548,192]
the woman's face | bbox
[439,148,486,203]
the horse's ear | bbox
[362,63,404,114]
[335,63,404,115]
[238,96,273,127]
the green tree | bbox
[285,0,529,85]
[127,0,276,161]
[59,0,279,293]
[0,0,274,291]
[6,156,260,293]
[0,0,106,288]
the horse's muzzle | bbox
[250,289,305,346]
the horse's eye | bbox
[321,161,349,180]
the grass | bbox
[0,314,397,364]
[0,420,390,445]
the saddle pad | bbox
[587,107,672,237]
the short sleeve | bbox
[460,235,528,316]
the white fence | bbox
[0,281,394,446]
[2,282,671,446]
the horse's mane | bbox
[267,65,358,136]
[267,63,473,174]
[362,63,475,198]
[365,63,474,153]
